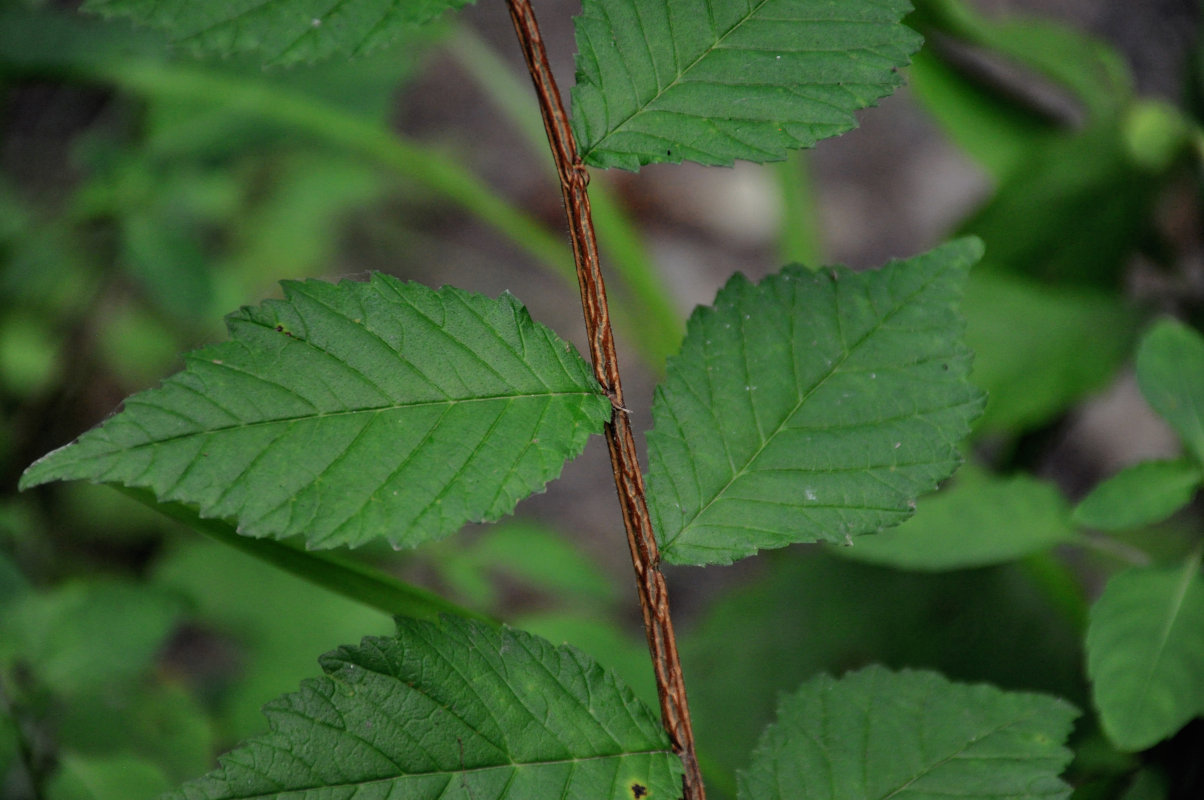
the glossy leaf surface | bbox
[163,617,681,800]
[647,239,985,566]
[571,0,921,169]
[21,275,611,549]
[738,666,1078,800]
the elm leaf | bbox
[1086,557,1204,751]
[21,274,612,550]
[81,0,474,65]
[647,239,985,566]
[163,616,682,800]
[571,0,922,169]
[738,666,1078,800]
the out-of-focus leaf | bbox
[572,0,921,169]
[47,753,170,800]
[838,468,1076,570]
[0,313,61,397]
[1136,319,1204,464]
[218,155,387,304]
[153,537,396,741]
[96,308,184,390]
[162,617,682,800]
[1120,769,1170,800]
[648,239,984,566]
[82,0,474,66]
[58,684,215,785]
[0,579,183,697]
[958,124,1159,288]
[907,47,1058,180]
[964,267,1135,434]
[1073,459,1202,532]
[432,521,618,609]
[120,211,214,321]
[682,551,1086,786]
[1123,100,1193,173]
[22,276,612,550]
[0,547,30,605]
[911,0,1132,121]
[738,666,1078,800]
[1086,557,1204,751]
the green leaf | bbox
[1086,556,1204,751]
[1136,319,1204,463]
[515,612,658,710]
[683,553,1088,787]
[163,616,682,800]
[59,684,215,785]
[906,47,1058,181]
[134,487,488,623]
[957,123,1160,288]
[837,468,1076,571]
[912,0,1133,122]
[21,275,612,550]
[152,538,395,742]
[82,0,474,66]
[48,753,170,800]
[571,0,922,170]
[432,521,618,609]
[0,579,183,697]
[738,666,1078,800]
[964,267,1135,434]
[1072,459,1202,532]
[647,238,985,566]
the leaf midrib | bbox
[582,0,772,159]
[1130,552,1204,722]
[218,750,674,800]
[83,390,603,455]
[877,712,1048,800]
[661,263,955,554]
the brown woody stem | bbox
[503,2,705,799]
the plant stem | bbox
[504,3,705,799]
[447,25,684,367]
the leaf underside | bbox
[647,238,985,566]
[1086,561,1204,751]
[21,274,612,550]
[571,0,922,169]
[163,617,682,800]
[738,666,1079,800]
[81,0,475,65]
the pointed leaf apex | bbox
[21,275,611,550]
[649,241,984,566]
[572,0,923,169]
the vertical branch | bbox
[504,3,705,799]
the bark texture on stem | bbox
[504,3,705,799]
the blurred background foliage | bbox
[2,0,1204,798]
